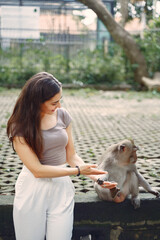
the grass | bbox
[117,90,160,100]
[0,87,160,99]
[64,88,160,100]
[0,87,20,95]
[63,88,99,98]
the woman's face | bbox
[41,89,62,115]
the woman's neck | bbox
[40,110,58,130]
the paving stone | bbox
[0,90,160,195]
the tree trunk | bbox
[118,0,129,27]
[78,0,148,84]
[153,0,158,18]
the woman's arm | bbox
[66,124,117,189]
[66,124,86,168]
[13,136,106,178]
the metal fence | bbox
[0,0,159,88]
[0,0,114,51]
[0,0,114,86]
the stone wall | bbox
[0,193,160,240]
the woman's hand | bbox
[99,181,117,189]
[78,164,107,176]
[88,173,117,190]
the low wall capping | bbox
[0,193,160,240]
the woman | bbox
[7,72,117,240]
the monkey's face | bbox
[117,140,138,165]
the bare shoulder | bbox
[13,136,32,153]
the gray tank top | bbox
[40,108,72,166]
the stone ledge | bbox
[74,192,160,222]
[73,193,160,239]
[0,193,160,240]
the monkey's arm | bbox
[91,174,117,189]
[135,170,159,197]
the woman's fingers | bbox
[101,181,117,189]
[90,168,107,175]
[87,164,107,175]
[79,165,117,190]
[80,164,107,175]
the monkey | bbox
[94,139,159,209]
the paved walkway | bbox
[0,89,160,195]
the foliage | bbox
[0,42,127,88]
[128,0,156,22]
[0,43,69,87]
[68,45,126,85]
[0,18,160,89]
[137,18,160,78]
[114,0,159,23]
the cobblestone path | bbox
[0,89,160,195]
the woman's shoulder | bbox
[58,107,72,127]
[58,107,70,116]
[9,122,23,138]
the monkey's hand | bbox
[97,179,117,189]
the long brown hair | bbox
[7,72,62,158]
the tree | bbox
[115,0,158,25]
[78,0,149,85]
[117,0,129,27]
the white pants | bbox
[13,166,75,240]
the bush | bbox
[0,42,129,87]
[138,18,160,78]
[0,21,159,89]
[68,45,126,85]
